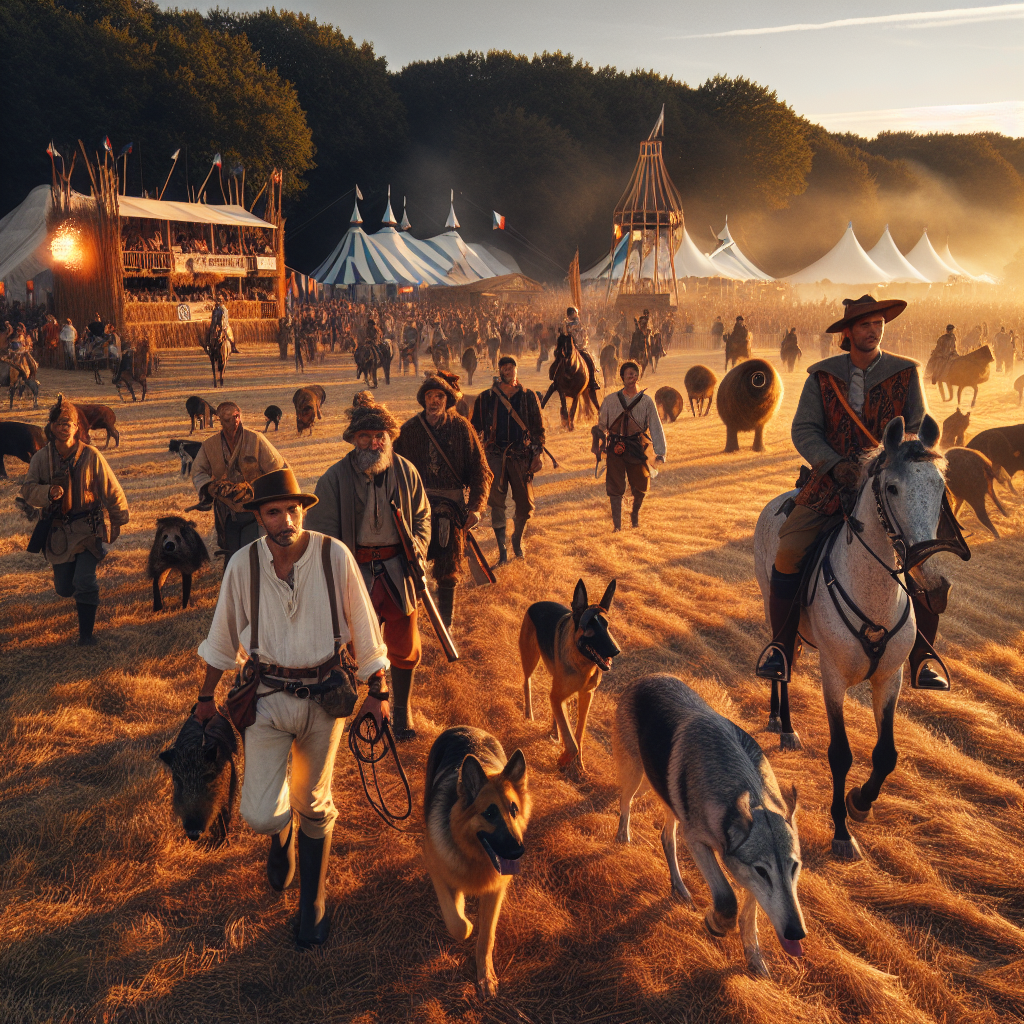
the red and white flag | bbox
[492,211,506,231]
[103,136,114,155]
[212,153,222,167]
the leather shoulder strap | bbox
[418,413,462,480]
[824,373,879,446]
[490,384,530,434]
[321,535,341,640]
[248,543,261,654]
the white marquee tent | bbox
[582,227,736,281]
[310,199,405,286]
[707,220,773,281]
[905,230,958,283]
[369,190,449,286]
[866,226,929,283]
[938,241,976,280]
[786,222,891,285]
[0,185,53,304]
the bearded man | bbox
[305,392,431,740]
[191,401,287,560]
[393,370,490,625]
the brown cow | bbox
[683,365,717,417]
[292,385,326,435]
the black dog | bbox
[147,515,210,610]
[185,395,214,435]
[168,439,202,478]
[264,405,283,432]
[0,421,46,479]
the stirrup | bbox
[911,655,950,691]
[756,642,791,683]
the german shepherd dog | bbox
[423,727,530,999]
[519,579,619,773]
[613,674,806,979]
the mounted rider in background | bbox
[563,306,600,403]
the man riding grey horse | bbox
[756,295,955,693]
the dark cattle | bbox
[967,424,1024,488]
[683,365,717,417]
[46,403,119,448]
[168,439,202,478]
[0,421,46,478]
[944,447,1010,539]
[461,346,478,386]
[376,339,394,385]
[940,408,970,449]
[159,714,237,844]
[293,385,327,435]
[185,396,214,434]
[264,405,283,432]
[147,515,210,610]
[654,386,685,424]
[716,359,783,452]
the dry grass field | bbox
[1,338,1021,1024]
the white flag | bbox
[171,148,180,160]
[355,184,364,200]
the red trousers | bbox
[370,576,421,671]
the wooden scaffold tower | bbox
[605,105,684,309]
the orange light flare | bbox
[50,223,82,270]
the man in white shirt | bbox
[597,360,667,530]
[194,467,389,949]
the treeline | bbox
[4,0,1023,277]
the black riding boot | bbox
[493,526,508,566]
[630,494,644,528]
[511,517,528,559]
[77,602,98,646]
[267,815,296,891]
[437,585,456,629]
[610,495,623,532]
[390,666,416,741]
[908,595,950,691]
[756,569,802,682]
[295,827,332,950]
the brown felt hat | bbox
[826,294,907,335]
[242,468,318,511]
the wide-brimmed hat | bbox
[417,369,462,409]
[826,294,907,334]
[242,468,318,511]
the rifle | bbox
[390,500,459,663]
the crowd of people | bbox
[120,219,275,257]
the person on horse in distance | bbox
[471,356,545,564]
[597,360,666,531]
[210,299,238,354]
[393,370,491,628]
[562,306,600,403]
[756,294,952,692]
[194,468,390,949]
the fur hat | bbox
[343,390,400,442]
[417,369,462,409]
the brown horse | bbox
[932,345,993,407]
[204,327,230,388]
[724,330,751,370]
[542,332,596,431]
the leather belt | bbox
[259,660,330,680]
[356,545,400,563]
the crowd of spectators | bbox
[120,219,275,256]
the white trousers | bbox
[240,690,343,839]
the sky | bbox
[172,0,1024,136]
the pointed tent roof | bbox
[349,196,363,226]
[370,222,450,287]
[866,226,929,284]
[707,220,773,281]
[786,222,891,285]
[939,241,976,280]
[399,196,411,232]
[445,191,460,230]
[584,228,737,281]
[905,230,957,283]
[468,242,522,276]
[380,186,397,229]
[310,222,399,286]
[0,184,53,303]
[675,227,735,278]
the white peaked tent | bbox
[582,228,732,281]
[905,230,958,283]
[707,219,773,281]
[0,185,53,303]
[867,226,929,283]
[676,227,735,278]
[468,242,521,276]
[310,197,400,286]
[938,241,976,280]
[370,188,449,286]
[786,222,891,285]
[419,196,495,282]
[581,236,624,279]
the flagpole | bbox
[196,160,217,203]
[159,152,179,200]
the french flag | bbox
[492,211,506,231]
[213,153,222,168]
[103,136,113,155]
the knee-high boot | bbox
[610,495,622,532]
[390,666,416,740]
[437,585,456,629]
[630,494,644,528]
[267,815,296,891]
[511,517,528,559]
[493,526,508,566]
[756,569,802,682]
[295,827,332,949]
[77,602,98,646]
[908,594,950,691]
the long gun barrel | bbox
[391,500,459,662]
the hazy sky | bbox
[174,0,1024,135]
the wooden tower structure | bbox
[605,106,684,309]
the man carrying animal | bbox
[194,469,390,949]
[20,394,129,645]
[596,361,667,531]
[191,402,287,560]
[393,370,491,627]
[471,356,545,564]
[757,294,952,692]
[305,393,431,741]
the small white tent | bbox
[707,219,773,281]
[786,222,891,285]
[938,241,976,280]
[0,185,53,304]
[905,230,957,283]
[866,226,929,284]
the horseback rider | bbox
[563,306,600,401]
[756,295,953,692]
[210,299,238,354]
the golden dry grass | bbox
[1,342,1022,1024]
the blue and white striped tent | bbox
[311,198,405,286]
[370,190,450,287]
